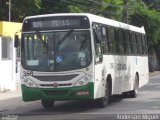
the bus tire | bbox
[41,100,55,109]
[96,81,109,108]
[129,75,139,98]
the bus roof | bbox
[24,13,145,34]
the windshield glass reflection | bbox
[22,30,92,72]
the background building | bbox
[0,21,22,92]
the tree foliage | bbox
[129,0,160,44]
[40,0,69,14]
[143,0,160,11]
[0,0,124,22]
[0,0,41,22]
[12,0,41,22]
[0,0,11,21]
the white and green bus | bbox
[15,13,149,108]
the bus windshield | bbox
[21,30,92,72]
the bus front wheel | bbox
[41,100,55,109]
[96,82,109,108]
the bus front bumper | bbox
[21,83,94,101]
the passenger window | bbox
[130,32,137,54]
[108,27,116,53]
[123,30,131,54]
[116,29,124,54]
[136,33,143,54]
[141,34,147,55]
[101,26,109,54]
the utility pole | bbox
[6,0,11,21]
[124,0,128,24]
[9,0,11,22]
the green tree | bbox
[66,0,124,21]
[129,0,160,70]
[40,0,69,14]
[143,0,160,11]
[12,0,41,22]
[66,0,104,13]
[100,0,124,21]
[129,0,160,44]
[0,0,41,22]
[0,0,10,21]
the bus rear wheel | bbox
[129,75,139,98]
[41,100,55,109]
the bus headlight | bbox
[75,73,93,87]
[23,79,37,88]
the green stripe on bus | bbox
[21,82,94,101]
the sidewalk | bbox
[0,71,160,101]
[0,82,21,100]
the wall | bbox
[148,45,160,72]
[0,21,22,92]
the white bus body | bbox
[19,13,149,108]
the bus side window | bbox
[123,30,131,54]
[130,32,137,54]
[136,33,143,55]
[108,27,116,54]
[144,35,148,55]
[142,34,147,55]
[116,28,124,54]
[101,26,109,54]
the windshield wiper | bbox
[80,39,86,50]
[57,29,73,47]
[36,31,47,49]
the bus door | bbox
[93,23,104,98]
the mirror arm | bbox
[14,35,19,48]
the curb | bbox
[149,71,160,76]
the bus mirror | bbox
[96,57,100,63]
[93,29,102,43]
[95,56,103,63]
[14,35,19,48]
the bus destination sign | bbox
[32,19,80,29]
[22,16,90,31]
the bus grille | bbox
[40,83,72,87]
[33,74,78,81]
[43,90,69,96]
